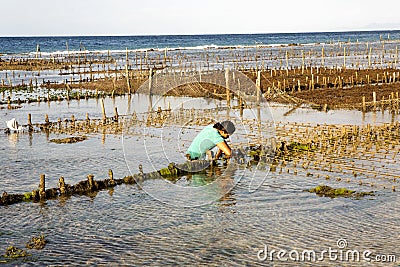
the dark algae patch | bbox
[307,185,375,199]
[49,135,87,144]
[26,235,47,250]
[0,235,47,264]
[1,246,31,264]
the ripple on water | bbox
[1,101,399,265]
[1,174,399,266]
[0,133,130,193]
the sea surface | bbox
[0,31,399,266]
[1,30,400,55]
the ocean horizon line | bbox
[1,28,400,38]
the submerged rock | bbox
[50,136,87,144]
[307,185,375,199]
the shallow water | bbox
[1,168,398,266]
[0,95,399,266]
[2,94,399,130]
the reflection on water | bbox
[7,133,19,147]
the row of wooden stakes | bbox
[0,161,212,206]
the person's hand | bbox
[214,149,223,160]
[222,154,231,159]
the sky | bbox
[1,0,400,36]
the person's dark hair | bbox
[213,122,225,131]
[213,120,235,135]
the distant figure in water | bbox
[186,120,236,161]
[5,118,22,133]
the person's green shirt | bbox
[186,125,224,159]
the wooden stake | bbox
[343,47,346,69]
[100,98,106,124]
[362,96,366,112]
[125,48,131,94]
[28,113,33,132]
[368,46,372,68]
[256,70,261,104]
[225,68,231,107]
[87,174,95,190]
[114,107,119,122]
[373,91,376,111]
[36,44,40,59]
[285,51,289,69]
[109,169,115,185]
[148,68,153,95]
[45,114,49,126]
[125,65,131,94]
[58,176,66,195]
[39,174,46,200]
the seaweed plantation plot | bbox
[1,99,398,206]
[1,33,399,266]
[2,36,400,112]
[273,122,400,191]
[1,96,399,265]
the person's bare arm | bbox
[215,141,231,159]
[214,148,223,159]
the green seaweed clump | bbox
[22,192,32,201]
[286,141,314,152]
[158,163,179,177]
[307,185,374,199]
[3,246,31,259]
[276,141,315,157]
[26,234,47,249]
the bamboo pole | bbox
[285,51,289,70]
[28,114,33,132]
[362,96,366,112]
[256,70,261,104]
[36,44,40,59]
[368,46,372,68]
[225,68,231,108]
[100,98,106,124]
[148,68,153,95]
[164,48,168,66]
[109,169,115,185]
[373,92,376,111]
[124,48,131,94]
[39,174,46,200]
[125,65,131,94]
[59,177,66,195]
[114,107,119,123]
[343,47,346,69]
